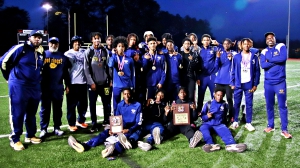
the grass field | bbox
[0,60,299,168]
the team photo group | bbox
[0,29,291,158]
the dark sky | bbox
[4,0,300,41]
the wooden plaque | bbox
[173,103,190,125]
[110,115,123,133]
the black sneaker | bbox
[102,120,110,126]
[202,144,221,153]
[90,124,98,133]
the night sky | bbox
[4,0,300,41]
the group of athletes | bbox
[0,29,291,157]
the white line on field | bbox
[254,83,300,95]
[148,150,174,168]
[264,133,281,167]
[0,119,104,139]
[0,95,8,98]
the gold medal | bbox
[152,66,156,70]
[118,71,124,76]
[188,55,193,60]
[179,64,183,69]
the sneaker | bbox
[76,122,88,128]
[137,141,152,151]
[102,120,110,127]
[68,136,85,153]
[153,127,162,145]
[245,123,255,132]
[202,144,221,153]
[281,131,292,139]
[189,130,202,148]
[90,124,98,133]
[118,133,132,149]
[24,137,42,144]
[10,141,25,151]
[264,127,275,133]
[8,134,12,141]
[39,130,47,138]
[54,129,64,136]
[69,126,78,132]
[101,144,115,158]
[230,122,239,130]
[226,143,247,153]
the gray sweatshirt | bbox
[64,48,87,84]
[84,46,110,85]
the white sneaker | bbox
[230,122,239,130]
[137,141,152,151]
[226,143,247,153]
[101,144,115,158]
[118,133,132,149]
[245,123,255,131]
[54,129,64,136]
[39,130,47,138]
[153,127,162,145]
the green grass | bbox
[0,60,299,168]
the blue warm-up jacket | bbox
[260,43,287,85]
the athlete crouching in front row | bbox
[67,88,142,158]
[200,88,247,153]
[137,89,168,151]
[164,87,202,148]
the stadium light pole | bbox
[42,3,52,34]
[287,0,291,58]
[55,10,71,49]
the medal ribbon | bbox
[117,54,125,71]
[241,53,250,69]
[149,51,157,66]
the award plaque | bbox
[110,115,123,133]
[173,103,190,125]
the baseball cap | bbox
[144,31,154,37]
[30,30,43,37]
[264,32,275,38]
[48,37,59,43]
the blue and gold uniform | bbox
[40,48,70,132]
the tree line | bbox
[0,0,299,58]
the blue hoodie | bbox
[201,99,228,126]
[230,52,260,88]
[198,46,219,78]
[214,50,237,85]
[142,52,166,87]
[1,42,45,86]
[115,100,142,133]
[108,53,135,88]
[260,43,287,85]
[125,47,142,79]
[165,52,183,85]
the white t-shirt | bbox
[240,52,251,84]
